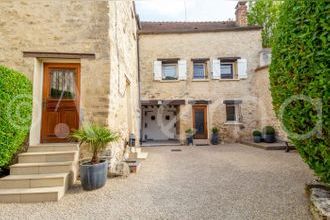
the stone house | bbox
[0,0,141,158]
[139,1,281,143]
[0,0,280,148]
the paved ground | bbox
[1,144,314,220]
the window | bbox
[226,105,236,121]
[162,63,177,80]
[221,63,234,79]
[193,62,206,79]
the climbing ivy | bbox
[270,0,330,183]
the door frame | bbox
[40,63,81,143]
[192,105,208,139]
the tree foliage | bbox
[270,0,330,183]
[248,0,281,48]
[0,65,32,167]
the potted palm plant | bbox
[263,126,276,143]
[72,124,119,191]
[211,127,220,145]
[185,128,193,145]
[252,130,262,143]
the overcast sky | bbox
[135,0,239,22]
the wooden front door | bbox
[41,63,80,143]
[192,105,208,139]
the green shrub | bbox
[71,124,119,164]
[0,65,32,167]
[263,126,275,135]
[252,130,262,137]
[211,127,219,134]
[270,0,329,183]
[185,128,193,135]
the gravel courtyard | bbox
[1,144,314,220]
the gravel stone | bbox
[1,144,314,220]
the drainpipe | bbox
[137,24,142,144]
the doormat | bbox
[171,149,182,152]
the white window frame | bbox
[193,62,207,79]
[162,63,178,80]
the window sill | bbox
[219,79,240,81]
[192,79,209,82]
[158,79,180,83]
[224,122,243,125]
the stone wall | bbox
[254,67,286,139]
[0,0,140,158]
[139,30,276,142]
[107,1,141,161]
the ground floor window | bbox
[225,102,242,122]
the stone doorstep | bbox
[28,144,79,152]
[18,151,78,163]
[125,161,141,173]
[0,173,69,189]
[193,139,210,146]
[0,186,65,203]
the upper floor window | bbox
[193,63,206,79]
[221,63,234,79]
[162,63,178,80]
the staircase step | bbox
[28,143,79,152]
[18,151,78,163]
[0,173,69,189]
[0,187,65,203]
[10,161,76,175]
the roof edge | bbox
[139,26,262,35]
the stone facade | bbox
[139,27,282,142]
[0,0,140,159]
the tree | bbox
[248,0,281,48]
[270,0,330,183]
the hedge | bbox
[270,0,330,183]
[0,65,32,167]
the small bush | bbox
[263,126,275,135]
[185,128,193,135]
[252,130,262,136]
[0,65,32,167]
[212,127,219,134]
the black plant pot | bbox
[264,134,275,143]
[80,160,108,191]
[253,136,261,143]
[186,135,193,145]
[211,133,219,145]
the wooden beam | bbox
[141,99,185,106]
[23,51,96,59]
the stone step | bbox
[18,151,78,163]
[0,186,65,203]
[10,161,76,175]
[193,139,210,146]
[28,143,79,152]
[0,173,69,189]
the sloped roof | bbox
[139,21,261,34]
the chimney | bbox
[235,1,248,27]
